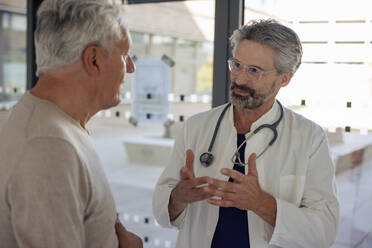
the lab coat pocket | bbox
[279,175,305,207]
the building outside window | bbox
[0,2,26,103]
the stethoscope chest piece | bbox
[200,152,214,167]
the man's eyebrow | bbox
[234,58,264,70]
[118,17,127,29]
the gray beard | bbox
[230,91,264,109]
[229,81,276,109]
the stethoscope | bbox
[199,100,284,167]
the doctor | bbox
[152,19,339,248]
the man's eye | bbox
[233,61,241,68]
[247,67,260,73]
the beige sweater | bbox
[0,92,118,248]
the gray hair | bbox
[230,19,303,74]
[35,0,125,76]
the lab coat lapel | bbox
[213,104,237,181]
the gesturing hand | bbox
[116,217,143,248]
[168,149,212,221]
[207,153,263,211]
[206,153,277,226]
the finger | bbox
[220,168,245,183]
[188,176,212,188]
[208,178,237,193]
[206,186,236,200]
[248,153,258,177]
[180,167,188,180]
[188,186,213,202]
[178,176,211,192]
[207,198,235,208]
[185,149,195,177]
[180,166,194,180]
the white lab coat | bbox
[152,101,339,248]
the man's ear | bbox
[82,45,100,76]
[279,72,293,87]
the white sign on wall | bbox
[132,59,170,123]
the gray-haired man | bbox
[0,0,141,247]
[153,19,339,248]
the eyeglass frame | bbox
[227,58,276,81]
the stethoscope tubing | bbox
[201,100,284,167]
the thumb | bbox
[180,166,194,180]
[185,149,195,177]
[248,153,258,177]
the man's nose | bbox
[232,69,251,85]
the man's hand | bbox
[207,153,277,226]
[168,149,212,221]
[116,218,143,248]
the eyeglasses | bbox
[227,58,276,82]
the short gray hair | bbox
[35,0,125,76]
[230,19,303,74]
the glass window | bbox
[196,42,213,95]
[0,11,26,102]
[129,32,149,62]
[11,14,26,31]
[152,35,173,46]
[131,31,149,45]
[89,1,216,247]
[176,38,195,59]
[150,35,174,58]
